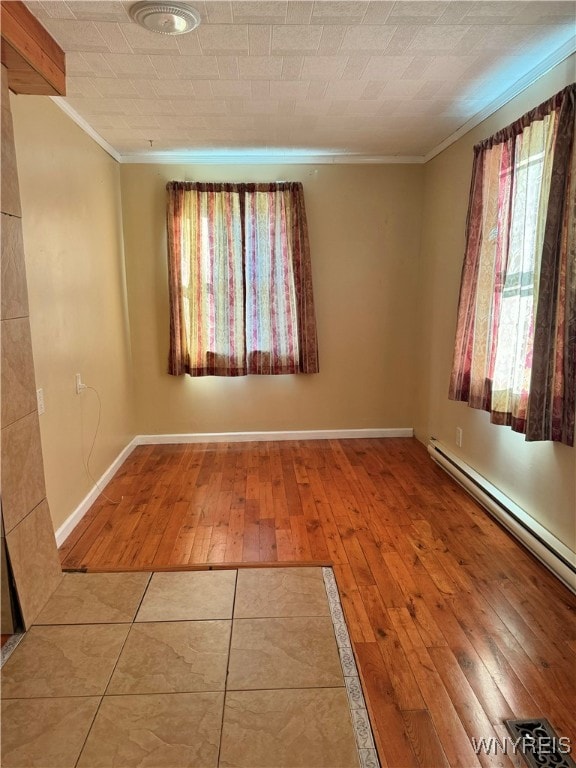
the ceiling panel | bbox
[23,0,576,160]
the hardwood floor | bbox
[60,438,576,767]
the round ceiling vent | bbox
[129,2,201,35]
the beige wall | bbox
[11,95,135,532]
[121,163,423,434]
[416,56,576,551]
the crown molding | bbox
[50,96,121,162]
[118,151,425,164]
[423,36,576,163]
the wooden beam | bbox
[1,1,65,96]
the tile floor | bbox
[1,567,378,768]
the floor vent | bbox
[505,719,575,768]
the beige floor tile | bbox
[107,620,231,694]
[35,572,151,625]
[228,617,344,690]
[234,567,330,618]
[0,697,100,768]
[136,570,236,621]
[77,692,223,768]
[220,688,360,768]
[1,624,129,698]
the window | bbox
[166,182,319,377]
[449,84,575,446]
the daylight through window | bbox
[449,84,575,445]
[166,182,319,377]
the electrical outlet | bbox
[456,427,463,447]
[75,373,85,394]
[37,388,45,415]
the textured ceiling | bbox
[24,1,576,161]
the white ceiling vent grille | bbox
[129,2,201,35]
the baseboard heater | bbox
[428,438,576,594]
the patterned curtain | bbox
[449,84,576,446]
[166,182,319,377]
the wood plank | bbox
[382,550,447,648]
[448,592,544,722]
[389,606,483,768]
[242,499,260,562]
[476,578,575,670]
[355,531,405,608]
[340,533,375,587]
[188,524,212,563]
[315,500,349,564]
[458,591,576,741]
[332,563,376,644]
[57,500,107,564]
[151,502,191,568]
[258,518,278,562]
[429,645,516,768]
[358,584,426,711]
[259,481,274,520]
[207,525,228,563]
[354,641,420,768]
[224,506,245,562]
[120,500,173,568]
[401,710,450,768]
[89,502,147,569]
[289,513,314,561]
[167,505,201,565]
[275,528,295,562]
[421,596,517,727]
[281,458,303,516]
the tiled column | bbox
[1,64,62,629]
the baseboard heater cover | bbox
[428,438,575,594]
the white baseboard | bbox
[55,438,139,547]
[55,428,413,547]
[135,428,413,444]
[428,438,576,594]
